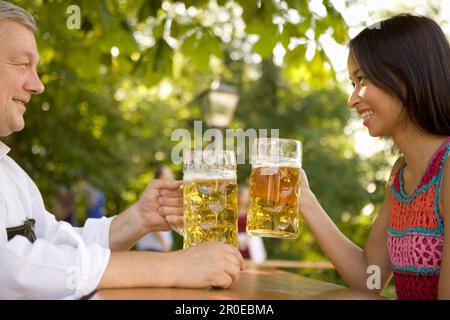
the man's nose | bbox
[24,69,45,94]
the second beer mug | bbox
[183,150,238,249]
[247,138,302,239]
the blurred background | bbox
[5,0,449,298]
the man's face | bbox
[0,20,44,137]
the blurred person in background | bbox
[238,185,267,263]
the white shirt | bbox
[136,231,173,251]
[0,141,112,299]
[247,235,267,263]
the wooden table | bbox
[90,266,387,300]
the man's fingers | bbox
[160,189,183,197]
[211,273,233,289]
[224,244,245,270]
[165,215,183,226]
[151,179,183,190]
[158,196,182,207]
[234,251,245,271]
[236,253,245,271]
[226,254,243,271]
[159,206,183,216]
[165,215,184,235]
[225,263,241,287]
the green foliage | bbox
[5,0,391,288]
[5,0,350,213]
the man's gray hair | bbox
[0,0,37,33]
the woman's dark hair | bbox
[349,14,450,136]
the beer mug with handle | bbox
[247,138,302,239]
[183,150,238,249]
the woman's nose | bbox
[347,89,361,108]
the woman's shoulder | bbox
[387,156,405,188]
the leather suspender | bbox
[6,218,36,243]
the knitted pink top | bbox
[387,137,449,299]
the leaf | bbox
[237,0,277,26]
[285,0,303,11]
[153,39,173,75]
[318,0,348,44]
[183,0,210,7]
[137,0,162,21]
[284,44,307,66]
[171,20,195,39]
[181,29,222,72]
[134,38,173,86]
[247,21,278,58]
[99,0,113,32]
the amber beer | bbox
[183,151,238,249]
[247,139,302,239]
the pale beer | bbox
[183,176,238,248]
[183,150,238,248]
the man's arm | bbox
[108,180,182,251]
[97,242,244,289]
[0,228,111,299]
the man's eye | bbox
[15,63,30,69]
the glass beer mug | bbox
[247,138,302,239]
[182,150,238,249]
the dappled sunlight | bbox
[7,1,445,300]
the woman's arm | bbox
[299,158,403,292]
[438,159,450,299]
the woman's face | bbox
[347,53,408,138]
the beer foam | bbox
[183,170,237,181]
[252,158,301,168]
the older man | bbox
[0,1,243,299]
